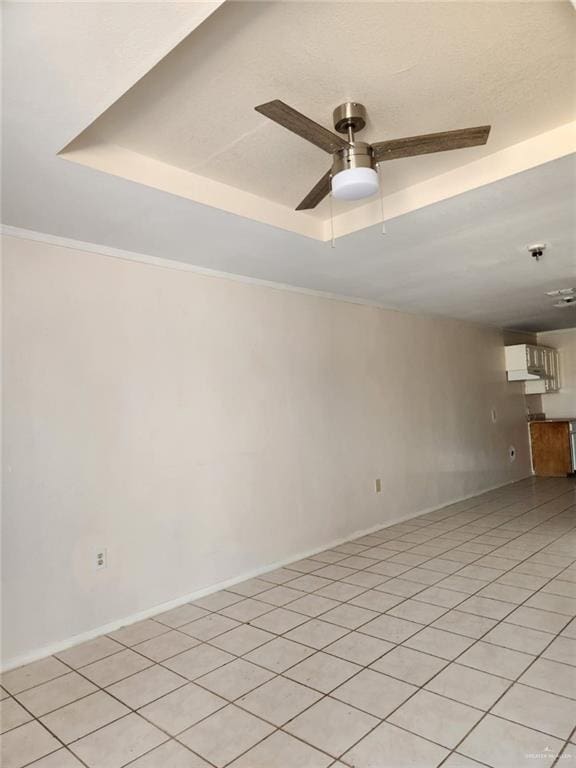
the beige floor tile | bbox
[370,645,447,685]
[16,671,96,717]
[324,632,393,666]
[256,586,306,606]
[128,739,212,767]
[315,604,378,630]
[210,625,275,655]
[492,682,576,739]
[154,605,208,629]
[133,630,199,661]
[456,595,516,620]
[483,623,553,655]
[313,550,348,564]
[439,575,488,594]
[250,607,309,634]
[219,598,274,622]
[519,658,576,699]
[459,714,564,768]
[244,636,315,672]
[285,619,349,649]
[139,683,225,735]
[179,614,240,641]
[195,658,274,699]
[338,555,380,569]
[55,637,124,669]
[359,614,423,643]
[332,668,416,718]
[1,657,69,695]
[543,635,576,666]
[388,689,483,749]
[40,691,129,743]
[403,627,475,660]
[25,748,85,767]
[259,567,303,584]
[288,593,341,616]
[284,651,361,693]
[425,663,509,709]
[190,591,242,611]
[285,696,378,757]
[349,590,403,612]
[441,754,490,768]
[504,606,571,634]
[458,641,535,679]
[238,674,321,725]
[543,579,576,598]
[286,558,325,574]
[108,619,169,646]
[477,583,534,605]
[285,574,333,592]
[81,649,153,687]
[178,704,274,767]
[1,721,61,768]
[313,564,359,580]
[525,593,576,616]
[372,574,418,593]
[431,610,498,639]
[163,645,234,681]
[228,578,276,597]
[107,665,186,709]
[69,713,168,768]
[342,721,448,768]
[229,730,332,768]
[343,571,388,588]
[316,582,367,602]
[388,599,447,625]
[401,567,445,586]
[0,698,33,733]
[413,586,466,608]
[498,572,548,591]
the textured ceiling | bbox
[2,1,575,332]
[73,1,576,218]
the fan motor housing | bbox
[332,141,374,175]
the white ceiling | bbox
[2,1,575,332]
[74,0,576,217]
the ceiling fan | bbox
[254,100,491,210]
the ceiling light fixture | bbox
[546,288,574,296]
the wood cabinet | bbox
[529,421,572,477]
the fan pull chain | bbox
[378,164,386,234]
[329,187,336,248]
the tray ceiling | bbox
[62,1,576,240]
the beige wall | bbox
[2,235,532,667]
[538,328,576,417]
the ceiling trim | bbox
[60,121,576,242]
[0,224,388,311]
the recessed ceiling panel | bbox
[62,1,576,237]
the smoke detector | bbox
[527,243,546,261]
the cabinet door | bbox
[530,422,571,476]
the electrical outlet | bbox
[508,446,516,463]
[96,548,107,570]
[375,478,382,493]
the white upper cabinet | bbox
[505,344,560,392]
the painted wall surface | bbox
[538,329,576,418]
[2,235,532,666]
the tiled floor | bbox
[2,477,576,768]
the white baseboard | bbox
[1,475,529,671]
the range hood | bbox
[505,344,547,382]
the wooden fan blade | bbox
[372,125,491,163]
[255,100,350,154]
[296,170,331,210]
